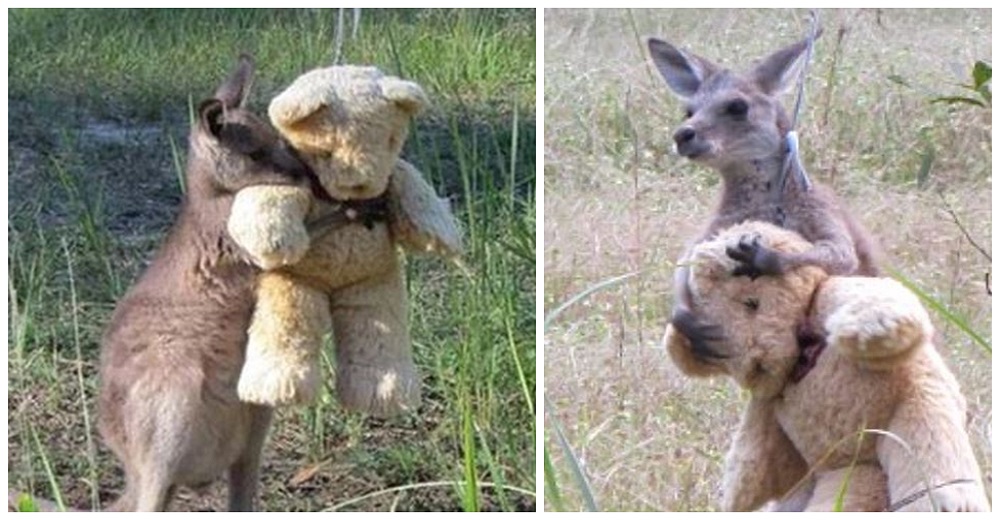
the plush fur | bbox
[664,221,989,512]
[227,66,462,415]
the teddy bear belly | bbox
[283,222,398,290]
[775,350,900,470]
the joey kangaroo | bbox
[97,56,313,511]
[647,36,879,358]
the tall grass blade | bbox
[61,238,100,510]
[544,270,643,330]
[29,425,66,512]
[887,267,991,353]
[169,129,186,194]
[544,395,598,511]
[475,422,512,511]
[461,393,480,511]
[325,480,535,511]
[543,448,565,512]
[833,428,867,511]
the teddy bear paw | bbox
[237,354,320,406]
[824,279,931,366]
[336,363,420,418]
[829,313,928,367]
[246,225,310,270]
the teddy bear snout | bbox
[329,177,389,200]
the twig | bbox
[938,191,991,261]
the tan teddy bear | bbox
[227,66,462,417]
[665,221,989,512]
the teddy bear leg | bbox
[237,272,330,406]
[803,465,888,511]
[722,399,809,511]
[330,266,419,417]
[877,379,990,511]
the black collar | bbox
[305,195,390,238]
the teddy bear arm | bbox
[722,399,809,511]
[877,380,989,511]
[387,159,463,258]
[818,277,932,369]
[228,185,313,269]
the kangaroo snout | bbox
[672,125,710,158]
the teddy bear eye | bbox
[743,298,759,312]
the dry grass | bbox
[543,8,991,511]
[8,9,535,512]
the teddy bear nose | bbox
[341,183,367,192]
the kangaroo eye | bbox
[725,99,749,118]
[683,108,694,119]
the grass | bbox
[543,8,991,511]
[7,8,535,512]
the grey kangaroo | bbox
[97,56,313,511]
[646,36,879,359]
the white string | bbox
[782,10,820,193]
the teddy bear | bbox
[226,65,462,417]
[664,220,990,512]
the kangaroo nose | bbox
[673,127,697,146]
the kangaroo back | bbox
[98,55,308,512]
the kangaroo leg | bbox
[227,404,274,511]
[133,469,174,512]
[106,472,139,511]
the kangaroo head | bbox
[190,55,311,196]
[647,37,814,171]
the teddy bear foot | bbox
[237,355,320,406]
[892,480,990,512]
[336,363,420,418]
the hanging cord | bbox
[779,10,821,194]
[888,478,977,511]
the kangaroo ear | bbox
[647,37,719,99]
[214,54,255,109]
[197,98,225,137]
[751,32,822,95]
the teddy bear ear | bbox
[268,91,328,131]
[380,78,429,116]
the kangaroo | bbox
[647,36,880,359]
[97,56,313,511]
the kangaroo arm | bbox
[784,218,859,275]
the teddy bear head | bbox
[668,221,828,398]
[268,65,428,201]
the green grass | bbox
[8,8,535,512]
[544,8,990,511]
